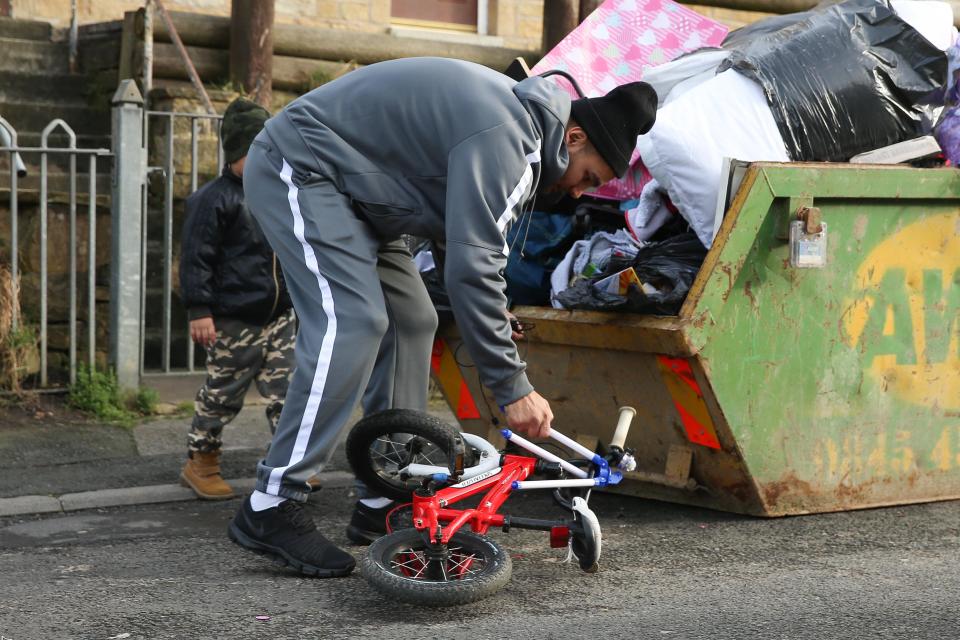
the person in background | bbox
[178,98,295,500]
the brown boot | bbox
[180,451,235,500]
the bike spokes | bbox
[387,544,484,581]
[371,435,449,471]
[393,550,428,579]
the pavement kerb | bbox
[0,470,355,517]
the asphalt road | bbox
[1,487,958,640]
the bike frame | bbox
[405,407,638,548]
[409,452,588,550]
[411,454,534,545]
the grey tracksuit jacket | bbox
[263,57,572,406]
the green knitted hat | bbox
[221,98,270,164]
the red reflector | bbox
[550,526,570,548]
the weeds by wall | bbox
[0,265,38,394]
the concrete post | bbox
[109,80,146,390]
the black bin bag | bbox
[553,232,707,315]
[721,0,947,162]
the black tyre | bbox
[346,409,467,502]
[361,528,512,607]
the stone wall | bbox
[11,0,546,51]
[490,0,544,47]
[0,197,113,380]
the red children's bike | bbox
[346,406,637,606]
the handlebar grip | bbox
[611,406,636,449]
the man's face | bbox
[230,156,247,177]
[544,125,616,200]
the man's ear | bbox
[565,125,589,152]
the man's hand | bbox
[504,391,553,439]
[506,310,524,341]
[189,317,217,347]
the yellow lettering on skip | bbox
[844,213,960,410]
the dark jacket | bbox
[179,166,292,324]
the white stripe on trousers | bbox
[266,159,338,495]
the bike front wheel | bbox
[361,528,512,607]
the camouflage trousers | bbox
[188,308,297,454]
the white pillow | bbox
[636,69,789,249]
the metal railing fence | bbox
[141,109,223,377]
[0,117,112,388]
[2,80,226,390]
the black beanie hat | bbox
[570,82,658,178]
[221,98,271,164]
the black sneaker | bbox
[345,500,394,545]
[228,497,356,577]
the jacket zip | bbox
[266,252,281,324]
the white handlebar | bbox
[400,408,637,484]
[611,406,636,449]
[501,430,589,479]
[547,429,596,461]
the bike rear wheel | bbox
[346,409,468,501]
[361,528,512,606]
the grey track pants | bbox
[244,136,438,501]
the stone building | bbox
[3,0,548,52]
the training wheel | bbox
[570,496,601,573]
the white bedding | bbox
[636,69,789,249]
[633,0,954,249]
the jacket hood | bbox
[512,76,571,190]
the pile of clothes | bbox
[510,0,954,315]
